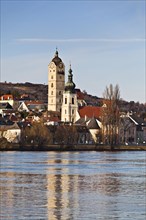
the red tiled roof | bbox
[79,106,101,118]
[25,101,43,106]
[20,94,29,98]
[0,94,13,100]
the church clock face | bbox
[50,63,54,68]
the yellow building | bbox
[48,50,65,113]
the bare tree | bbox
[20,122,53,148]
[54,125,78,146]
[101,84,120,148]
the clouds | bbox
[1,1,145,103]
[16,38,146,43]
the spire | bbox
[68,64,73,77]
[65,65,76,93]
[55,47,58,57]
[52,48,62,66]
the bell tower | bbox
[48,50,65,112]
[61,65,78,123]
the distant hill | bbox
[0,82,146,118]
[0,82,48,103]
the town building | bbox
[119,113,146,144]
[48,50,65,112]
[61,65,78,123]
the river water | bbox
[0,151,145,220]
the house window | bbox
[65,98,67,104]
[51,83,53,88]
[59,91,61,95]
[59,99,61,103]
[51,75,53,79]
[60,76,62,79]
[51,91,53,95]
[72,109,74,114]
[72,98,74,104]
[65,109,67,114]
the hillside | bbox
[0,82,48,103]
[0,82,146,118]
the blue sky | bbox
[1,0,145,103]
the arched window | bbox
[65,98,67,104]
[51,91,53,95]
[72,98,74,104]
[59,91,61,95]
[51,83,53,88]
[65,109,67,114]
[51,75,53,79]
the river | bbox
[0,151,146,220]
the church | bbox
[48,49,78,123]
[47,49,102,143]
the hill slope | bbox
[0,82,48,102]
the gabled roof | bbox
[129,114,146,126]
[87,117,100,129]
[18,101,46,112]
[0,102,13,109]
[0,94,13,100]
[75,117,90,126]
[79,106,101,119]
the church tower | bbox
[48,50,65,112]
[61,65,78,123]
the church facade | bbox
[61,65,78,123]
[48,50,65,112]
[48,50,78,123]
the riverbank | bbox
[0,143,146,151]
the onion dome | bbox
[52,49,62,66]
[65,65,76,93]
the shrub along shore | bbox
[0,142,146,151]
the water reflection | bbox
[0,151,145,219]
[46,152,80,220]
